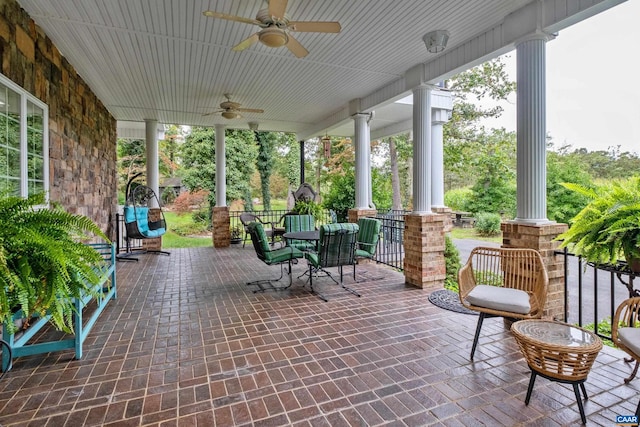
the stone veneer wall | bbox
[0,0,118,239]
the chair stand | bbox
[624,359,640,383]
[307,265,361,302]
[117,238,170,261]
[470,312,499,360]
[524,369,589,425]
[470,312,485,360]
[247,260,293,293]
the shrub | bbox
[172,189,209,214]
[444,188,473,212]
[191,207,211,229]
[474,212,502,236]
[444,235,461,292]
[161,187,177,205]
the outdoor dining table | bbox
[282,230,319,242]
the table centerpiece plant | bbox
[557,176,640,272]
[0,193,109,333]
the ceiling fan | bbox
[202,94,264,119]
[202,0,341,58]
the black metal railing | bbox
[229,209,334,244]
[556,248,637,341]
[372,210,409,271]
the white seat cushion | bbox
[618,327,640,356]
[466,285,531,314]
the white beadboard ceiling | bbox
[17,0,624,140]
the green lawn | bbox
[163,211,211,248]
[449,227,502,244]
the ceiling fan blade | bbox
[289,21,341,33]
[237,108,264,114]
[268,0,288,20]
[285,34,309,58]
[232,33,260,51]
[202,11,261,26]
[202,109,223,117]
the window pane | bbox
[0,76,48,197]
[7,147,19,177]
[0,177,19,195]
[28,152,44,180]
[27,101,43,130]
[29,179,43,195]
[27,127,43,156]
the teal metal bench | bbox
[1,242,117,371]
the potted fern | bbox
[557,177,640,272]
[0,193,109,333]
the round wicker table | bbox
[511,319,603,425]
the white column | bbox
[145,119,159,208]
[430,89,452,208]
[412,85,432,214]
[515,36,549,223]
[215,124,226,207]
[353,113,370,209]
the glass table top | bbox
[512,320,598,348]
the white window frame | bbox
[0,73,49,202]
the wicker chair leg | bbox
[470,312,486,360]
[573,383,587,424]
[624,360,640,383]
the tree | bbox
[160,124,183,178]
[117,138,146,199]
[546,143,592,224]
[255,131,277,210]
[464,129,517,216]
[443,57,517,190]
[180,127,257,209]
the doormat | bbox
[428,289,478,315]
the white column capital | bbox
[514,31,555,47]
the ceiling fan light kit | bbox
[259,28,288,48]
[221,111,241,119]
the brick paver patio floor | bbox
[0,245,638,426]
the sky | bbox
[481,0,639,154]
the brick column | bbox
[431,206,453,233]
[212,206,230,248]
[404,213,446,289]
[501,222,568,320]
[348,208,377,224]
[142,207,163,251]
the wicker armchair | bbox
[458,246,549,359]
[612,297,640,383]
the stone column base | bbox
[501,221,568,320]
[348,208,377,223]
[212,206,230,248]
[142,208,163,250]
[404,213,446,290]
